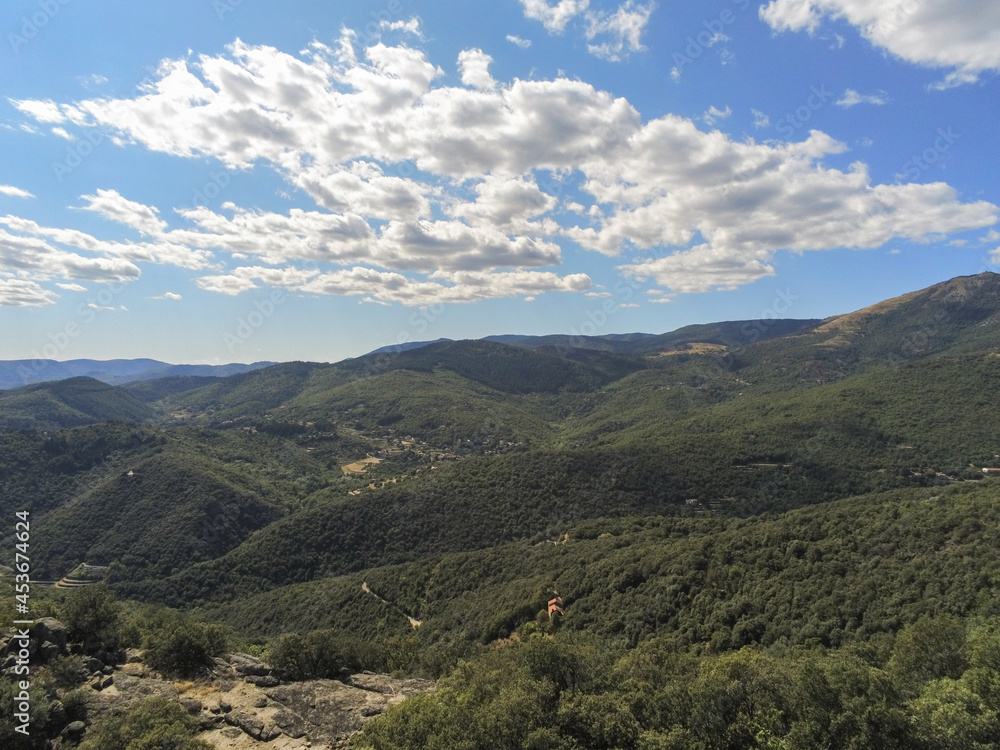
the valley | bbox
[3,272,1000,749]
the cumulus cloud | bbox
[506,35,532,48]
[836,88,888,107]
[760,0,1000,87]
[458,49,496,90]
[151,291,183,300]
[7,34,997,304]
[0,185,34,199]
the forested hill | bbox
[0,376,158,431]
[3,272,1000,749]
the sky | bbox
[0,0,998,365]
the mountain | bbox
[0,376,159,431]
[4,273,1000,750]
[0,358,276,389]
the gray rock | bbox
[225,711,281,741]
[253,697,268,708]
[30,618,68,653]
[61,720,87,740]
[39,641,61,664]
[199,714,225,730]
[228,652,272,677]
[179,698,202,714]
[245,674,280,687]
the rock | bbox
[39,641,61,664]
[227,652,272,677]
[219,699,232,713]
[61,721,87,740]
[100,675,114,690]
[221,727,243,739]
[85,656,105,673]
[361,706,383,717]
[199,714,225,730]
[253,697,268,708]
[125,649,144,664]
[225,711,281,741]
[179,698,202,714]
[102,666,114,676]
[245,674,280,687]
[30,618,68,653]
[272,710,308,739]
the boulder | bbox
[245,674,280,687]
[31,618,68,653]
[225,711,281,741]
[61,721,87,741]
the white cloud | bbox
[379,18,423,36]
[78,74,108,89]
[702,105,732,127]
[751,109,771,128]
[836,88,888,107]
[519,0,654,61]
[506,35,532,48]
[0,185,34,199]
[57,282,87,292]
[9,36,997,303]
[760,0,1000,87]
[585,1,656,61]
[80,189,168,236]
[0,278,57,307]
[151,291,183,300]
[0,226,141,284]
[458,49,496,90]
[519,0,590,32]
[980,229,1000,244]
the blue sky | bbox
[0,0,998,365]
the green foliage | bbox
[267,628,419,679]
[0,376,157,431]
[61,584,126,650]
[78,696,211,750]
[140,609,229,676]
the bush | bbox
[60,584,125,651]
[78,696,211,750]
[141,609,228,676]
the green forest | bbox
[3,272,1000,748]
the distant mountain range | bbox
[0,358,275,390]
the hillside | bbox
[0,376,159,430]
[0,358,274,389]
[3,273,1000,750]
